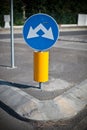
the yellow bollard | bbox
[34,51,49,82]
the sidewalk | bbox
[0,79,87,121]
[0,24,87,34]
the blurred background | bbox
[0,0,87,26]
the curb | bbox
[59,24,87,32]
[0,79,87,121]
[0,25,87,34]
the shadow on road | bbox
[0,80,38,89]
[0,101,30,122]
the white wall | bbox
[78,14,87,26]
[4,15,10,28]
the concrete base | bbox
[42,78,73,91]
[4,22,10,29]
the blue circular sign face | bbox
[23,13,59,51]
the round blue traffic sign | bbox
[23,13,59,51]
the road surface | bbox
[0,30,87,130]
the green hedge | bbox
[25,12,78,24]
[0,12,77,27]
[14,13,24,25]
[0,15,4,27]
[47,12,77,24]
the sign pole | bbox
[39,82,42,89]
[34,51,49,89]
[10,0,15,68]
[23,13,59,89]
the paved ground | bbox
[0,29,87,129]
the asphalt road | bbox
[0,30,87,39]
[0,30,87,130]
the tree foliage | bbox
[0,0,23,14]
[0,0,87,25]
[0,0,87,14]
[22,0,87,14]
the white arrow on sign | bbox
[27,23,54,40]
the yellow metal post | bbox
[34,51,49,82]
